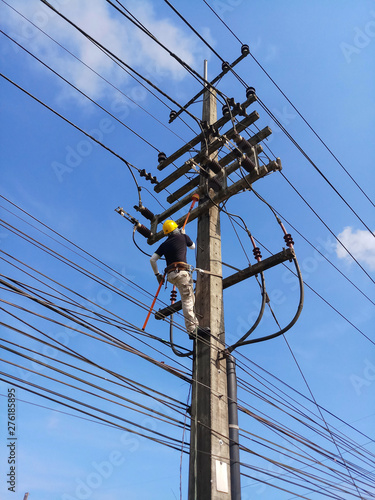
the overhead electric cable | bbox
[257,98,375,238]
[0,351,188,430]
[0,0,187,142]
[0,73,151,189]
[167,1,375,237]
[0,196,159,303]
[40,0,204,130]
[0,317,187,411]
[245,188,375,306]
[201,0,375,209]
[279,172,375,285]
[0,374,187,452]
[0,30,159,152]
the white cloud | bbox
[336,226,375,270]
[1,0,211,103]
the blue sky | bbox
[1,1,375,499]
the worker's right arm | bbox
[150,253,160,274]
[150,253,164,283]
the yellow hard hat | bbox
[163,219,178,235]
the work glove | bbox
[180,228,185,235]
[156,273,164,284]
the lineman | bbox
[150,219,200,337]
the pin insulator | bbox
[169,110,177,122]
[222,61,230,72]
[241,155,255,173]
[241,44,250,56]
[284,234,294,248]
[222,104,230,117]
[206,158,222,174]
[158,151,166,164]
[136,224,151,239]
[253,247,262,261]
[246,86,256,99]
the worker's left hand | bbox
[180,228,185,234]
[156,273,164,284]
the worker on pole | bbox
[150,219,201,338]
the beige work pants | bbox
[167,270,199,334]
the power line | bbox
[163,1,374,239]
[0,30,160,152]
[40,0,203,130]
[201,0,375,210]
[0,72,151,191]
[0,0,188,143]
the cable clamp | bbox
[194,267,222,279]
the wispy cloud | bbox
[1,0,211,102]
[336,226,375,271]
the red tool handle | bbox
[182,193,199,231]
[142,275,165,331]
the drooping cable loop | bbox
[226,271,267,353]
[228,255,304,350]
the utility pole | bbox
[188,61,231,499]
[118,45,300,500]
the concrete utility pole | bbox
[188,61,231,499]
[139,47,291,500]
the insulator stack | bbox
[134,205,155,221]
[233,134,252,155]
[158,151,166,164]
[222,61,230,72]
[284,234,294,248]
[169,110,177,122]
[170,289,178,304]
[253,247,262,262]
[246,86,256,99]
[222,103,230,117]
[206,158,222,174]
[241,155,255,173]
[241,44,250,56]
[199,165,210,178]
[139,169,158,184]
[136,224,151,239]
